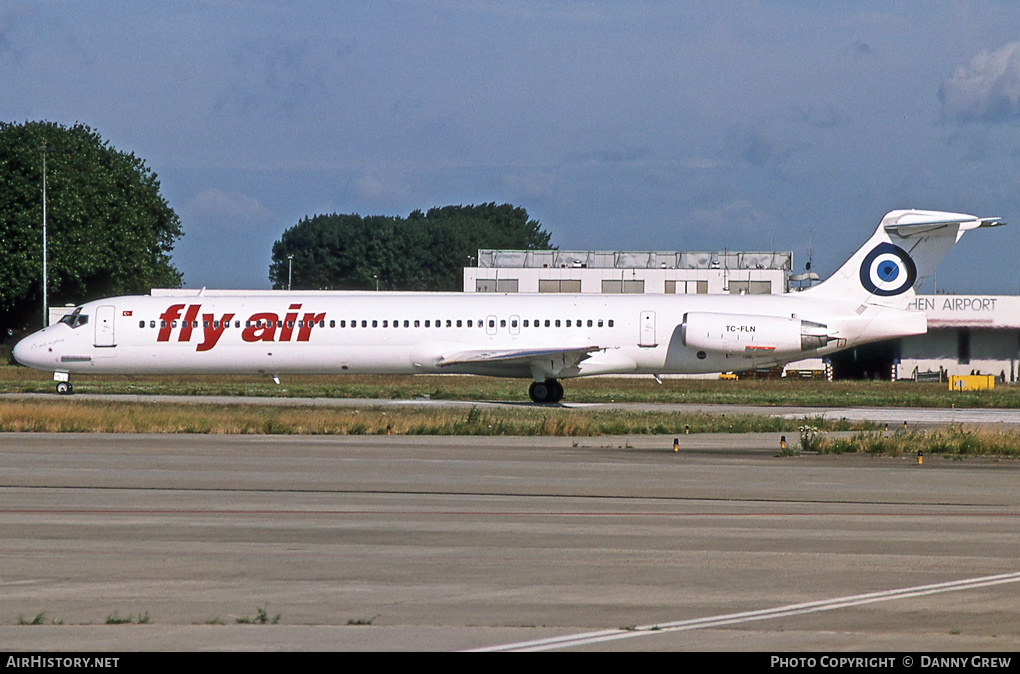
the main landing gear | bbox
[529,379,564,404]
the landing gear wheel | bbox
[529,379,563,404]
[56,381,73,395]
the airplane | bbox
[12,209,1002,402]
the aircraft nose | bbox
[12,336,30,366]
[12,332,33,365]
[12,332,53,370]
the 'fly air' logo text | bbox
[157,304,326,351]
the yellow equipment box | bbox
[949,375,995,391]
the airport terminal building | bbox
[464,248,794,296]
[893,295,1020,382]
[465,249,1020,381]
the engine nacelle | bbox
[681,312,834,357]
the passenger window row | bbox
[141,319,325,329]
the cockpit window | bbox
[58,308,89,329]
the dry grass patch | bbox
[816,426,1020,458]
[0,399,867,437]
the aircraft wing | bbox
[437,345,605,379]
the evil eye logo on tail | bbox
[859,242,917,296]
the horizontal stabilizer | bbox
[884,215,1004,239]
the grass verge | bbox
[0,398,871,436]
[812,426,1020,458]
[3,366,1020,408]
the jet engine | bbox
[681,312,834,357]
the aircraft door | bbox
[486,315,497,335]
[639,311,657,347]
[509,315,520,336]
[95,305,116,348]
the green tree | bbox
[269,203,553,291]
[0,121,183,335]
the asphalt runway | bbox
[1,431,1019,651]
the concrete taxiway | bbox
[1,431,1019,651]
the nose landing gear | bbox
[528,379,564,404]
[54,372,73,395]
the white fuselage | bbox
[13,290,925,380]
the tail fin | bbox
[802,209,1003,304]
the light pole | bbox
[38,141,56,327]
[287,255,294,291]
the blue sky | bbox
[3,1,1020,293]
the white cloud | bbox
[0,6,33,64]
[187,188,271,229]
[690,199,769,233]
[727,126,802,167]
[356,164,412,202]
[940,41,1020,123]
[793,104,848,131]
[503,170,561,201]
[679,156,727,170]
[215,39,331,116]
[573,146,652,166]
